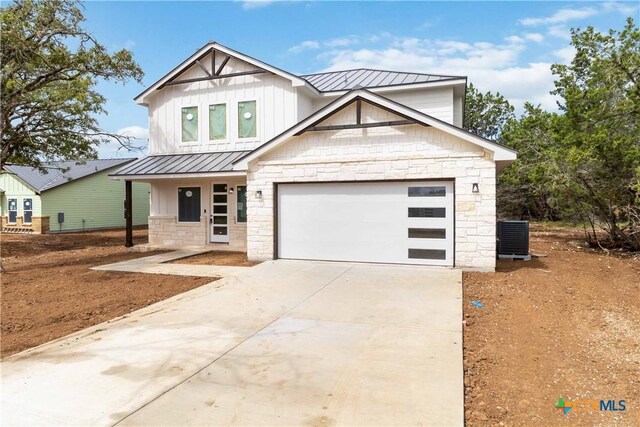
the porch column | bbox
[125,180,133,248]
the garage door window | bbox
[408,249,446,260]
[408,186,446,197]
[408,228,446,239]
[408,207,446,218]
[178,187,201,222]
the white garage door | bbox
[277,181,454,266]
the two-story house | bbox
[112,42,516,271]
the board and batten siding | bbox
[41,167,150,232]
[147,52,301,155]
[310,86,456,125]
[0,173,41,217]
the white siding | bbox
[310,86,456,125]
[453,92,464,127]
[296,89,314,121]
[384,87,454,124]
[147,52,299,154]
[0,173,41,217]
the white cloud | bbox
[314,35,560,112]
[117,126,149,140]
[239,0,274,10]
[519,7,598,26]
[548,25,572,40]
[524,32,544,43]
[98,126,148,158]
[325,36,360,48]
[505,35,525,44]
[289,40,320,53]
[553,46,576,64]
[601,1,638,15]
[520,2,637,29]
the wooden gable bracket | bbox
[159,48,273,89]
[295,97,427,136]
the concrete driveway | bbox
[1,260,462,426]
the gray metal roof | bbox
[301,68,465,92]
[110,151,249,176]
[4,159,136,192]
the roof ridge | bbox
[300,68,465,79]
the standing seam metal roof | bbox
[301,68,465,92]
[3,159,136,192]
[110,151,250,176]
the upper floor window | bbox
[238,101,257,139]
[209,104,227,141]
[181,106,198,142]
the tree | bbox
[497,104,562,220]
[463,82,515,140]
[551,18,640,250]
[0,0,144,170]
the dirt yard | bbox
[169,250,260,267]
[0,228,212,357]
[464,224,639,426]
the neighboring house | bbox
[1,159,150,233]
[112,42,516,271]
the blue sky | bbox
[83,0,638,157]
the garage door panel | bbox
[278,181,454,266]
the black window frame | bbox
[7,198,17,223]
[237,185,247,223]
[177,187,201,223]
[23,198,33,224]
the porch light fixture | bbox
[472,183,479,193]
[255,190,262,199]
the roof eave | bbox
[110,171,247,180]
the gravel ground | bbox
[463,224,639,426]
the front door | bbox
[211,183,229,243]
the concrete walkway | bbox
[1,261,463,426]
[91,249,247,277]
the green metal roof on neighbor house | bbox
[301,69,466,92]
[3,159,135,193]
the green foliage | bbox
[0,0,143,170]
[497,104,562,220]
[466,18,639,250]
[463,83,515,139]
[551,18,640,249]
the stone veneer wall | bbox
[148,215,208,246]
[245,103,497,271]
[1,216,50,233]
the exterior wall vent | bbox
[497,220,531,261]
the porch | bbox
[109,151,250,252]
